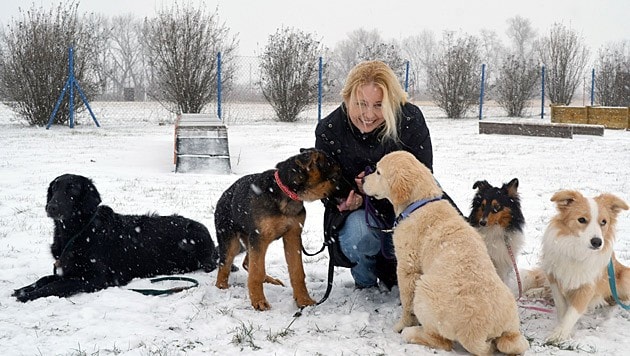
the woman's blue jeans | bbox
[338,209,394,288]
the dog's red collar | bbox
[274,170,301,201]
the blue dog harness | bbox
[394,196,443,228]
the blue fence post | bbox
[318,56,322,121]
[46,46,99,129]
[68,47,75,128]
[404,60,410,92]
[590,68,595,106]
[217,51,222,120]
[540,65,545,119]
[478,64,485,120]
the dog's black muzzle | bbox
[590,237,603,250]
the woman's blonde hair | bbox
[341,60,407,142]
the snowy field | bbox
[0,102,629,355]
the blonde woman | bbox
[316,60,457,290]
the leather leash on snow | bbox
[300,241,336,312]
[129,276,199,296]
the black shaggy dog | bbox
[214,148,348,311]
[13,174,217,302]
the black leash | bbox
[129,276,199,296]
[296,241,336,316]
[54,211,99,275]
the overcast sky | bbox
[2,0,628,57]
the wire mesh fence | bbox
[2,54,606,126]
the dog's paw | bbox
[12,290,32,303]
[295,295,316,308]
[401,326,422,343]
[524,286,553,302]
[545,327,572,345]
[251,298,271,311]
[215,280,230,289]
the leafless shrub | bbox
[0,1,102,126]
[594,41,629,107]
[426,31,481,118]
[142,3,238,114]
[536,23,590,105]
[495,55,539,117]
[259,27,325,122]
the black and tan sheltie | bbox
[468,178,525,289]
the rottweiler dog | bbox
[13,174,218,302]
[214,148,347,310]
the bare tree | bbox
[536,23,590,105]
[426,31,481,118]
[142,3,238,114]
[402,30,436,98]
[329,29,405,99]
[506,16,537,59]
[102,15,146,100]
[0,1,102,126]
[259,27,325,122]
[494,16,539,117]
[594,41,629,107]
[477,28,505,96]
[329,28,382,95]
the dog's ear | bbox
[596,193,629,217]
[472,180,491,191]
[47,178,56,203]
[82,177,102,210]
[503,178,519,197]
[295,150,316,170]
[389,170,409,206]
[550,190,582,210]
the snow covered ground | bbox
[0,102,629,355]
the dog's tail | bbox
[495,331,529,355]
[520,267,549,294]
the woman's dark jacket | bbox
[314,102,433,272]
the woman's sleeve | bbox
[402,105,434,172]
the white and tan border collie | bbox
[542,190,629,344]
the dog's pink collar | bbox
[274,170,301,201]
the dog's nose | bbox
[479,219,487,227]
[46,202,59,216]
[590,237,603,249]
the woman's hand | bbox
[355,171,366,194]
[337,190,364,212]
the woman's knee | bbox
[338,211,381,261]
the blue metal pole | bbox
[75,81,100,127]
[318,56,322,121]
[478,64,485,120]
[404,60,410,92]
[68,47,75,128]
[217,52,222,120]
[541,65,545,119]
[590,68,595,106]
[46,79,70,129]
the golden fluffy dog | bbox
[541,190,630,344]
[363,151,528,356]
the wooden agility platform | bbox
[174,113,231,173]
[479,121,604,139]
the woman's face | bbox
[347,83,384,133]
